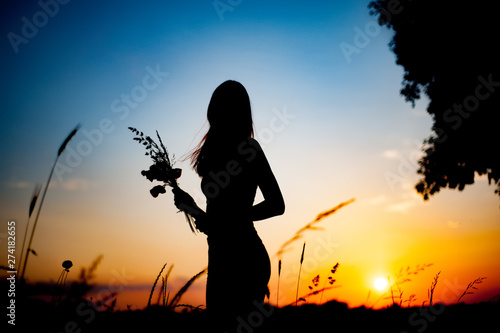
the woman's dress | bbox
[201,138,272,321]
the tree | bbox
[369,0,500,200]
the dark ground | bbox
[9,296,500,333]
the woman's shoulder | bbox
[237,137,263,154]
[235,137,267,165]
[246,137,262,149]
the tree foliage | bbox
[369,0,500,200]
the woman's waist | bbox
[205,213,255,235]
[206,214,254,230]
[207,221,261,246]
[206,204,252,220]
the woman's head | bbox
[206,80,253,139]
[191,80,254,175]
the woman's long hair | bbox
[190,80,254,176]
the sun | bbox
[373,277,389,291]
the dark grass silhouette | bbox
[19,125,80,282]
[9,285,499,333]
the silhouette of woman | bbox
[172,80,285,330]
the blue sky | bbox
[1,0,499,309]
[1,0,419,186]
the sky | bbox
[1,0,499,310]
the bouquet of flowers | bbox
[128,127,197,233]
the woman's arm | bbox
[172,187,205,217]
[250,143,285,221]
[172,187,209,233]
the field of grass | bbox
[5,247,498,333]
[9,293,500,333]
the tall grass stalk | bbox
[18,184,41,277]
[162,277,168,307]
[149,264,206,310]
[389,276,395,305]
[276,198,354,259]
[319,262,339,304]
[428,271,441,307]
[288,286,339,307]
[156,264,174,306]
[20,125,80,282]
[168,268,206,308]
[456,276,487,304]
[277,259,281,308]
[386,264,433,307]
[295,242,306,306]
[148,263,168,308]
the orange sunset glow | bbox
[11,176,499,311]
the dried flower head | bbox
[62,260,73,271]
[129,127,196,233]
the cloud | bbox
[446,220,461,229]
[59,178,92,191]
[382,149,399,159]
[365,195,388,206]
[8,181,32,189]
[8,178,94,192]
[386,200,416,213]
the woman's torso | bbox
[201,139,260,233]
